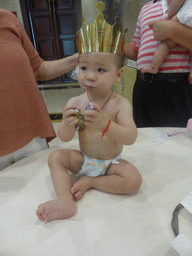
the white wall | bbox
[81,0,100,24]
[0,0,23,23]
[122,0,149,43]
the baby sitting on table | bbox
[36,52,142,222]
[36,1,142,222]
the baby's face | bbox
[78,53,122,93]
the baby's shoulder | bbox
[66,93,86,107]
[112,93,131,108]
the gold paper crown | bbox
[76,1,126,56]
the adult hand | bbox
[35,53,79,81]
[149,20,171,41]
[150,20,192,51]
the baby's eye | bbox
[80,66,86,71]
[98,68,105,73]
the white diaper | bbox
[177,0,192,28]
[77,153,122,177]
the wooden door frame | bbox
[19,0,82,85]
[19,0,35,44]
[19,0,82,49]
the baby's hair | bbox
[114,54,124,69]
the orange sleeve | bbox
[16,18,44,71]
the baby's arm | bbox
[167,0,185,20]
[85,98,137,145]
[57,99,79,142]
[107,98,137,145]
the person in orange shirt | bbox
[0,9,78,171]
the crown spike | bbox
[96,2,105,28]
[96,2,105,12]
[76,1,126,55]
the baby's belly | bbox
[79,131,123,160]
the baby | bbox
[142,0,192,84]
[36,52,142,221]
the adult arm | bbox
[150,20,192,51]
[34,53,78,81]
[12,12,78,81]
[123,43,138,61]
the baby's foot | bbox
[188,72,192,84]
[36,196,77,222]
[141,64,158,74]
[71,176,93,200]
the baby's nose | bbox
[87,71,96,81]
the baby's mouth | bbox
[84,83,96,89]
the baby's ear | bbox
[115,67,124,83]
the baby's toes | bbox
[36,204,47,222]
[75,191,83,200]
[71,181,81,194]
[188,76,192,84]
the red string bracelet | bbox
[101,120,111,139]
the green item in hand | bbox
[75,110,86,131]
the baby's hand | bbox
[84,102,109,132]
[74,110,86,131]
[63,105,80,128]
[85,102,95,111]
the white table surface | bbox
[1,128,192,256]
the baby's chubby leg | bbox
[189,67,192,85]
[71,159,142,199]
[36,149,84,222]
[142,39,176,74]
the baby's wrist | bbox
[101,119,111,139]
[64,122,76,130]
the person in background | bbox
[124,0,192,128]
[36,52,142,222]
[0,8,78,171]
[150,14,192,52]
[142,0,192,85]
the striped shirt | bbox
[131,0,191,73]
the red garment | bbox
[0,9,56,156]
